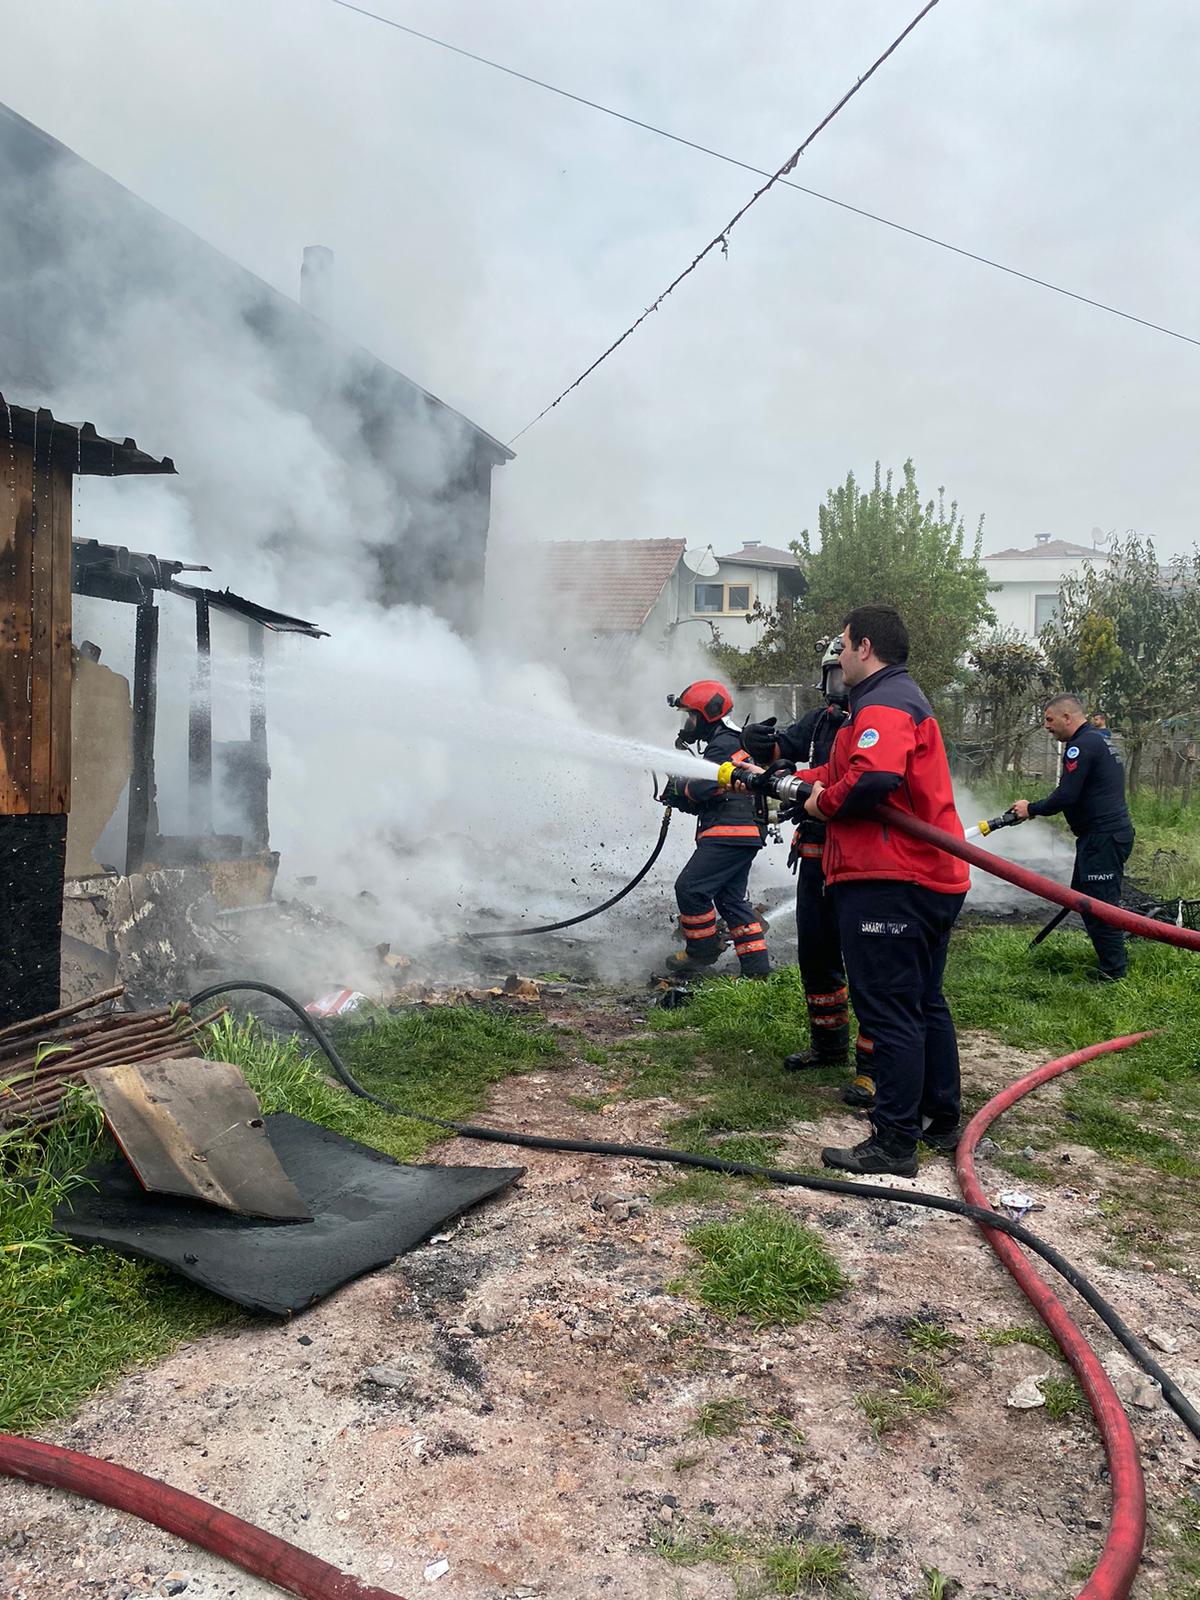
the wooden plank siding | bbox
[0,439,73,816]
[48,464,73,812]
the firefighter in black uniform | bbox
[660,680,770,978]
[1013,693,1135,981]
[742,642,870,1100]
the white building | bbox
[983,534,1112,640]
[691,540,806,647]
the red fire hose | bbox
[957,1036,1153,1600]
[0,1434,407,1599]
[886,808,1200,952]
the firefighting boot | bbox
[783,1046,848,1072]
[665,950,720,976]
[821,1127,918,1179]
[841,1074,876,1110]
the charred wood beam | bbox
[246,622,269,851]
[188,594,213,836]
[126,601,160,873]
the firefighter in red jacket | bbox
[789,605,969,1176]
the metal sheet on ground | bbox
[54,1112,525,1315]
[83,1058,311,1221]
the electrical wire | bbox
[505,0,945,440]
[326,1,1200,358]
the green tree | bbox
[1042,533,1200,788]
[968,630,1054,778]
[711,461,994,708]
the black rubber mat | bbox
[54,1112,524,1315]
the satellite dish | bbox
[682,545,719,578]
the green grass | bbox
[0,1005,558,1433]
[654,1167,751,1206]
[922,1568,959,1599]
[0,1096,243,1434]
[905,1319,960,1355]
[979,1324,1060,1357]
[856,1363,952,1436]
[1039,1376,1084,1420]
[1160,1494,1200,1594]
[691,1396,748,1438]
[682,1205,845,1327]
[944,929,1200,1181]
[653,1522,854,1596]
[639,970,839,1124]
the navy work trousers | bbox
[1072,830,1135,978]
[675,844,770,976]
[796,855,850,1059]
[831,880,966,1153]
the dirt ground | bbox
[3,995,1200,1600]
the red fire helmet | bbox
[675,680,733,722]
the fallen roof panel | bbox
[54,1111,523,1316]
[170,582,329,638]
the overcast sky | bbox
[2,0,1198,557]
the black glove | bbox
[741,718,779,764]
[786,827,801,873]
[735,757,794,795]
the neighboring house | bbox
[498,539,688,668]
[695,540,806,646]
[499,538,806,666]
[983,533,1112,640]
[0,101,511,633]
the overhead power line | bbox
[328,0,1200,370]
[505,0,944,439]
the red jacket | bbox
[794,664,969,895]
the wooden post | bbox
[246,622,269,851]
[126,601,160,873]
[188,594,213,836]
[0,433,73,1022]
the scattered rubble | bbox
[1006,1372,1051,1409]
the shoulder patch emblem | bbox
[857,728,880,750]
[1065,745,1080,759]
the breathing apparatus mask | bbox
[667,680,735,750]
[820,637,848,709]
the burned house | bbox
[0,399,175,1023]
[1,394,330,1026]
[0,99,512,634]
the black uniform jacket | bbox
[663,724,765,847]
[1028,723,1132,837]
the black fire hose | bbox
[467,791,674,941]
[188,979,1200,1443]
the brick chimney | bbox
[300,246,335,323]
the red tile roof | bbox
[514,539,686,631]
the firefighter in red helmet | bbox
[659,681,770,977]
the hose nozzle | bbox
[965,807,1022,840]
[717,760,812,807]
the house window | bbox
[693,582,755,614]
[1034,593,1060,632]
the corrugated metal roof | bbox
[170,582,328,638]
[516,538,686,631]
[0,394,176,476]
